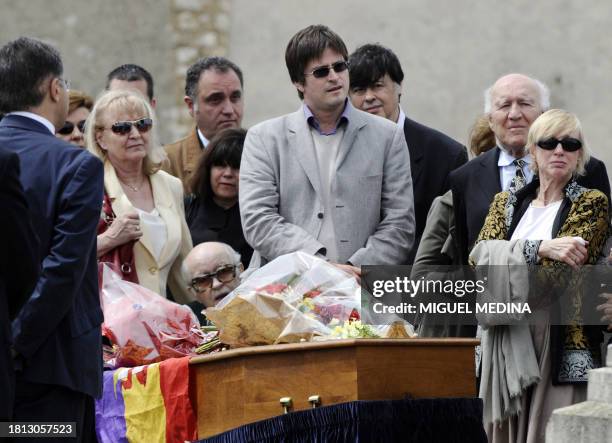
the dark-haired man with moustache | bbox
[164,56,244,193]
[348,43,467,263]
[240,25,414,275]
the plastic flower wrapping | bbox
[205,252,415,347]
[99,264,205,367]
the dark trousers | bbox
[12,379,97,443]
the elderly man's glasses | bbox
[107,118,153,135]
[304,60,349,79]
[537,137,582,152]
[58,120,86,135]
[190,264,238,293]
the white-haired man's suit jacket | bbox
[239,101,415,267]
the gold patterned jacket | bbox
[475,177,609,383]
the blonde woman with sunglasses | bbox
[86,89,193,303]
[473,109,608,442]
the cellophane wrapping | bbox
[99,264,203,367]
[205,252,376,347]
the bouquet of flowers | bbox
[205,252,384,347]
[99,264,205,367]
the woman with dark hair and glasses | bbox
[186,127,253,267]
[56,89,93,147]
[472,109,608,442]
[85,89,193,303]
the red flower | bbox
[303,289,322,298]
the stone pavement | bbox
[546,344,612,442]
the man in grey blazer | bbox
[239,25,415,273]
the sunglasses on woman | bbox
[58,120,86,135]
[189,264,238,293]
[537,137,582,152]
[304,60,349,79]
[107,118,153,135]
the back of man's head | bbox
[106,63,155,101]
[285,25,348,99]
[184,56,244,101]
[348,43,404,90]
[0,37,63,113]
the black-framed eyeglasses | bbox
[189,264,238,293]
[537,137,582,152]
[106,118,153,135]
[304,60,349,79]
[57,120,86,135]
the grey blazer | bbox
[239,102,415,266]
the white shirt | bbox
[7,111,55,134]
[396,108,411,154]
[498,148,534,191]
[510,200,562,241]
[396,107,406,128]
[197,128,210,149]
[136,208,168,261]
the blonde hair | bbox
[527,109,590,176]
[468,114,496,156]
[85,89,166,175]
[68,90,93,114]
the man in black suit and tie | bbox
[0,37,104,441]
[0,147,39,421]
[348,44,468,264]
[449,73,610,264]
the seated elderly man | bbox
[184,242,243,323]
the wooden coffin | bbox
[190,338,479,438]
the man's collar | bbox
[197,128,209,149]
[396,107,406,127]
[7,111,55,134]
[497,146,532,167]
[303,99,349,136]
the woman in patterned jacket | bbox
[473,109,608,443]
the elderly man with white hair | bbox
[184,242,243,323]
[449,73,610,265]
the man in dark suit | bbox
[0,147,39,421]
[450,73,610,264]
[0,37,104,440]
[348,44,468,263]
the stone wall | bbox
[228,0,612,171]
[0,0,233,143]
[2,0,612,173]
[170,0,231,138]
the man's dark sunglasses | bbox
[108,118,153,135]
[537,137,582,152]
[58,120,86,135]
[305,60,349,79]
[189,264,238,293]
